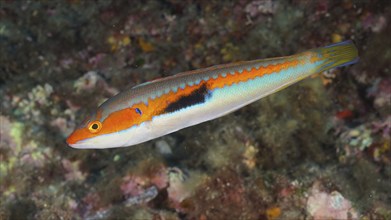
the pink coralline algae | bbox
[362,13,387,33]
[120,175,154,197]
[306,182,358,220]
[120,166,190,209]
[120,166,168,197]
[88,53,107,68]
[367,78,391,111]
[244,0,277,18]
[62,159,86,183]
[372,116,391,138]
[74,71,118,96]
[50,117,74,137]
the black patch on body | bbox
[164,83,211,113]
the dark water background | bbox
[0,1,390,219]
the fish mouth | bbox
[66,138,110,149]
[66,141,95,149]
[66,140,83,149]
[66,136,88,149]
[66,130,91,149]
[65,130,130,149]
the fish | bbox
[66,40,358,149]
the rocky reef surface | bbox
[0,1,390,219]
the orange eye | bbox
[88,121,102,133]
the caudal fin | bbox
[313,40,359,72]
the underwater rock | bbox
[154,139,173,156]
[124,185,158,206]
[242,142,259,169]
[367,78,391,115]
[306,182,358,220]
[62,159,86,183]
[245,0,277,17]
[120,165,194,211]
[74,71,118,96]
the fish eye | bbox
[88,121,102,133]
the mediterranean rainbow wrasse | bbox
[67,40,358,149]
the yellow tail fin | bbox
[313,40,359,72]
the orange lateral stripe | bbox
[208,59,300,90]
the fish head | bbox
[66,106,145,149]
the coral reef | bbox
[1,0,390,219]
